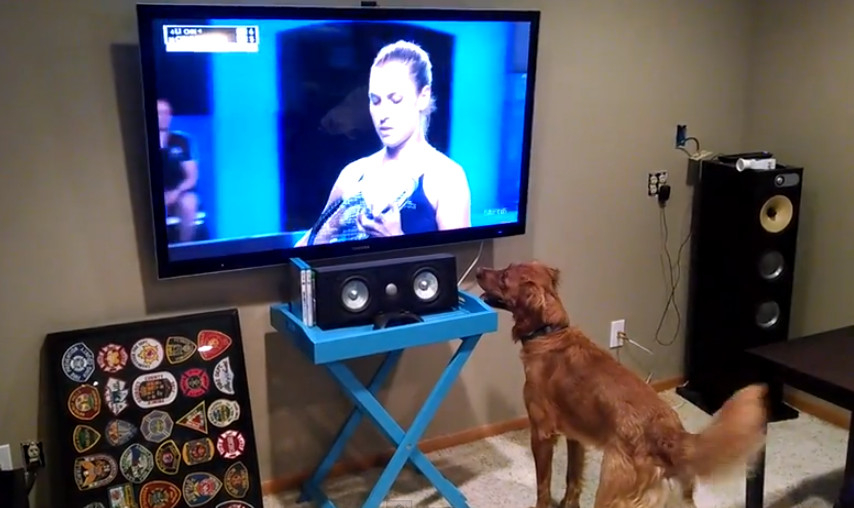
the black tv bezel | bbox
[136,3,541,280]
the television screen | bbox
[137,4,540,279]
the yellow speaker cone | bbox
[759,195,794,234]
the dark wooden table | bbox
[746,326,854,508]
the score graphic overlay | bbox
[163,25,259,53]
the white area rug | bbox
[264,390,849,508]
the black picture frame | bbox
[43,308,263,508]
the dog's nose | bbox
[476,267,484,278]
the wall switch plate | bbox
[648,172,668,196]
[609,319,626,349]
[0,444,13,470]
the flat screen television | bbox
[137,3,541,279]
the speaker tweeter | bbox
[759,195,794,233]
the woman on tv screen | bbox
[296,40,472,247]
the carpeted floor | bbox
[264,390,849,508]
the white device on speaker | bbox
[735,157,777,172]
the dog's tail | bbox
[676,384,768,479]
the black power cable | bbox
[654,205,692,346]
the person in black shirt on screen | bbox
[157,98,200,243]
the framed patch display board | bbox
[44,308,263,508]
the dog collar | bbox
[519,324,568,343]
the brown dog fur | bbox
[475,261,768,508]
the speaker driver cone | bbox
[413,269,440,302]
[758,251,785,281]
[755,301,781,329]
[759,195,794,234]
[341,278,370,313]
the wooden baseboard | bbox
[784,390,851,430]
[261,375,685,496]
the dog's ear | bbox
[511,281,547,338]
[513,280,546,312]
[546,266,560,289]
[510,281,547,339]
[531,261,560,290]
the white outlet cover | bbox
[609,319,626,348]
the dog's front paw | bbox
[527,502,556,508]
[557,497,581,508]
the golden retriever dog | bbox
[475,261,768,508]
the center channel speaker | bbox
[677,157,803,421]
[312,253,459,330]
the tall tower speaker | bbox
[676,157,803,422]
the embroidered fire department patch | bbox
[176,400,208,434]
[73,453,117,490]
[132,371,178,409]
[131,338,164,371]
[165,336,197,365]
[107,483,137,508]
[119,443,155,484]
[141,410,174,443]
[216,430,245,460]
[97,344,128,373]
[103,377,130,416]
[105,419,138,447]
[182,471,222,507]
[212,357,235,395]
[180,368,210,398]
[223,461,250,498]
[62,342,96,382]
[139,480,181,508]
[207,399,240,428]
[182,437,215,466]
[72,424,101,453]
[197,330,232,361]
[155,439,182,475]
[68,384,101,421]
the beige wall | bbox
[746,0,854,338]
[0,0,756,501]
[746,0,854,420]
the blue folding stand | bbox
[269,259,498,508]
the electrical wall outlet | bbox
[648,172,668,196]
[609,319,626,349]
[21,441,45,469]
